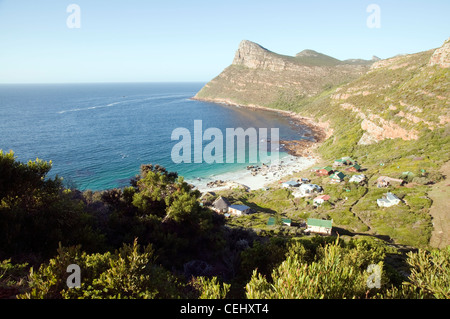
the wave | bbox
[57,93,190,114]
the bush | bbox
[18,239,186,299]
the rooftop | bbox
[307,218,333,228]
[229,204,250,211]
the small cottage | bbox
[316,166,333,176]
[295,183,322,198]
[282,180,300,188]
[329,171,346,183]
[267,217,292,227]
[333,157,356,167]
[228,204,251,216]
[313,195,331,206]
[346,163,361,172]
[349,174,366,184]
[212,196,231,213]
[376,176,404,188]
[377,192,401,208]
[306,218,333,235]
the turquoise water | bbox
[0,83,313,190]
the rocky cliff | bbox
[194,38,449,146]
[194,40,372,108]
[428,37,450,68]
[330,38,449,145]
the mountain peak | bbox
[295,49,322,58]
[232,40,273,67]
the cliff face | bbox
[232,40,287,71]
[194,38,449,146]
[194,40,372,108]
[330,38,449,145]
[428,38,450,68]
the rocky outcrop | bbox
[194,40,372,107]
[359,118,418,145]
[428,38,450,68]
[232,40,288,71]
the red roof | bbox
[315,195,331,201]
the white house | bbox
[294,184,322,198]
[228,204,251,216]
[349,174,366,184]
[305,218,333,235]
[282,180,300,188]
[377,192,401,208]
[313,195,331,206]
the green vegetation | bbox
[1,150,448,299]
[1,41,449,300]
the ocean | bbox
[0,83,314,191]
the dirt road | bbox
[428,161,450,249]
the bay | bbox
[0,83,313,191]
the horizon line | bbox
[0,81,209,85]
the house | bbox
[329,171,346,183]
[346,163,361,172]
[306,218,333,235]
[267,217,292,227]
[333,158,345,167]
[349,174,366,184]
[377,192,401,207]
[282,180,300,188]
[376,176,404,188]
[295,183,322,198]
[313,195,331,206]
[212,196,231,213]
[316,166,333,176]
[334,157,356,167]
[228,204,251,216]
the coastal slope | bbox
[193,40,374,108]
[194,37,450,248]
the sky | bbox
[0,0,449,83]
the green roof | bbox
[307,218,333,228]
[330,171,346,179]
[268,217,291,226]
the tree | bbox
[0,150,102,260]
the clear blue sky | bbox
[0,0,448,83]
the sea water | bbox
[0,83,313,191]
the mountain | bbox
[193,38,449,248]
[329,38,449,145]
[195,38,449,146]
[193,40,373,107]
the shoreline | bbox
[190,96,333,143]
[189,96,332,193]
[187,154,317,193]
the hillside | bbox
[194,38,450,249]
[1,39,449,300]
[193,40,373,107]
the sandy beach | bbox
[188,154,317,193]
[187,98,330,193]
